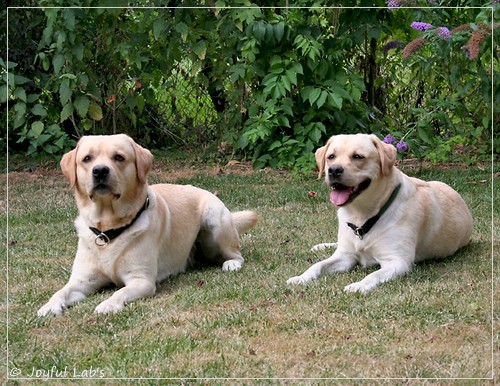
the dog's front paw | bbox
[222,260,243,271]
[310,243,337,252]
[286,275,308,285]
[344,281,372,294]
[94,299,124,314]
[37,302,65,317]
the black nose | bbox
[92,165,110,181]
[328,166,344,179]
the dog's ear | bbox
[315,145,328,179]
[315,137,334,179]
[132,141,153,184]
[60,147,78,188]
[370,135,396,176]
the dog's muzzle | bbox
[91,165,113,195]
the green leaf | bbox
[153,18,167,40]
[53,53,65,74]
[309,126,322,142]
[137,95,145,113]
[74,95,90,117]
[63,8,75,31]
[56,30,67,51]
[13,102,26,128]
[60,102,74,122]
[230,64,246,82]
[72,43,84,61]
[274,83,286,99]
[30,121,44,137]
[328,92,343,110]
[417,125,433,144]
[285,69,297,86]
[88,103,103,121]
[81,119,93,131]
[27,93,39,103]
[316,90,328,108]
[0,85,6,103]
[13,74,31,85]
[31,104,47,117]
[274,22,285,43]
[42,56,50,71]
[264,23,275,44]
[252,22,266,41]
[300,86,312,102]
[280,98,294,116]
[290,62,303,75]
[191,40,206,60]
[268,140,282,151]
[175,22,189,41]
[262,74,278,87]
[59,73,77,80]
[308,88,321,106]
[280,74,291,92]
[13,87,27,102]
[59,81,72,106]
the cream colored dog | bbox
[38,134,258,315]
[287,134,472,293]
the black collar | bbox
[89,196,150,246]
[347,184,401,240]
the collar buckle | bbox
[94,232,111,246]
[353,227,364,240]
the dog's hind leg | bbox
[199,206,246,271]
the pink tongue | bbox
[330,189,351,206]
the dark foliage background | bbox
[2,1,498,171]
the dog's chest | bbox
[348,238,379,267]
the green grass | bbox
[3,157,498,382]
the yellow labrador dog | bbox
[287,134,472,293]
[38,134,258,315]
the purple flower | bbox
[396,141,409,152]
[387,0,400,10]
[411,22,433,31]
[383,134,395,145]
[436,27,451,40]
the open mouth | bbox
[329,179,371,206]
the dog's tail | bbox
[232,211,259,234]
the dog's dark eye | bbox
[82,155,92,163]
[352,154,364,160]
[114,154,125,162]
[327,154,336,160]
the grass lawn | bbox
[3,153,498,382]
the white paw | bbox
[344,281,372,294]
[286,276,307,285]
[94,299,124,314]
[37,301,66,316]
[311,242,337,252]
[222,260,243,271]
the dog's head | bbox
[315,134,397,207]
[60,134,153,202]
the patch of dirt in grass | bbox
[152,159,274,182]
[3,159,262,186]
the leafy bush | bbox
[2,1,497,169]
[377,1,498,165]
